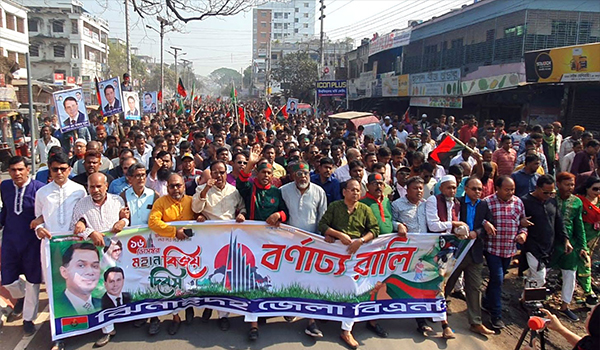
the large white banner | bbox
[44,222,472,340]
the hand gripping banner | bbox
[43,221,473,340]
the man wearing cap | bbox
[382,116,393,135]
[559,125,584,160]
[179,152,203,183]
[280,161,327,338]
[511,121,529,152]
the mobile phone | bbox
[183,228,194,237]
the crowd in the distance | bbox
[1,99,599,350]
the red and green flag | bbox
[264,104,272,122]
[176,98,185,116]
[429,133,465,168]
[177,78,187,97]
[94,77,103,116]
[61,315,89,333]
[230,84,237,104]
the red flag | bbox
[429,134,465,168]
[94,77,103,116]
[157,90,163,103]
[402,107,410,124]
[177,78,187,97]
[281,105,288,118]
[238,106,247,125]
[264,105,272,121]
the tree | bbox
[107,41,149,87]
[272,51,318,102]
[131,0,264,24]
[243,65,252,89]
[209,67,242,96]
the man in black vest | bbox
[445,177,496,336]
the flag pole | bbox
[242,106,246,134]
[445,132,475,154]
[232,80,240,130]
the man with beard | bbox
[318,178,379,349]
[192,160,245,331]
[72,151,114,190]
[146,151,172,196]
[148,173,197,335]
[0,157,45,336]
[237,145,288,340]
[134,133,153,168]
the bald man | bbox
[70,172,130,346]
[72,140,115,175]
[333,148,362,182]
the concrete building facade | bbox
[0,0,29,79]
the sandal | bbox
[248,327,259,341]
[442,326,456,339]
[417,322,433,337]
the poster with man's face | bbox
[53,87,90,133]
[287,98,299,115]
[142,91,157,114]
[98,77,123,116]
[123,91,141,121]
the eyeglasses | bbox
[468,187,483,192]
[130,173,146,179]
[542,190,556,195]
[591,187,600,192]
[310,151,320,154]
[237,161,248,165]
[51,166,70,173]
[168,184,183,189]
[295,171,309,177]
[398,171,411,176]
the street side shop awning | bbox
[461,72,523,96]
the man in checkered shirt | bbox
[483,175,529,330]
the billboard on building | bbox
[410,96,463,109]
[410,69,461,97]
[525,43,600,83]
[316,80,347,97]
[369,28,412,56]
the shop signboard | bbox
[525,43,600,83]
[410,69,461,96]
[316,80,347,97]
[410,96,463,109]
[369,28,412,56]
[461,72,521,95]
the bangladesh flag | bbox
[177,78,187,98]
[429,134,465,168]
[61,315,89,333]
[230,85,237,104]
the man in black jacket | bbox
[445,177,496,336]
[521,175,572,290]
[96,267,132,347]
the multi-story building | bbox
[20,0,109,84]
[252,1,316,96]
[0,0,29,79]
[346,0,600,129]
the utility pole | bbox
[148,16,172,107]
[169,46,184,87]
[181,58,192,91]
[319,0,325,79]
[124,0,131,77]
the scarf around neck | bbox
[364,192,385,222]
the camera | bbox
[522,287,548,317]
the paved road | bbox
[1,287,503,350]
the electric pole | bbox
[124,0,131,77]
[148,16,172,106]
[319,0,325,79]
[168,46,185,88]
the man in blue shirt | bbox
[108,157,136,194]
[310,157,341,205]
[512,154,541,198]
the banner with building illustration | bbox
[43,222,473,340]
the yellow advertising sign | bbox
[397,74,409,96]
[525,43,600,83]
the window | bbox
[295,18,299,23]
[7,51,16,62]
[261,11,266,17]
[17,53,25,67]
[504,25,524,37]
[294,29,299,33]
[271,53,278,60]
[295,8,299,12]
[304,23,308,28]
[54,45,65,57]
[71,44,79,59]
[261,33,266,38]
[30,44,40,57]
[6,13,15,30]
[261,21,267,28]
[304,13,309,18]
[274,12,282,19]
[52,20,64,33]
[304,2,309,7]
[284,13,289,19]
[284,23,289,30]
[28,19,38,32]
[16,17,25,33]
[71,19,78,34]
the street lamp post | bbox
[147,16,172,108]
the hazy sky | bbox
[82,0,473,76]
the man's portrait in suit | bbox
[103,84,121,114]
[62,96,86,126]
[101,267,131,309]
[125,95,140,118]
[142,92,156,113]
[55,242,102,317]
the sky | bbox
[81,0,474,76]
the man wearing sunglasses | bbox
[33,152,87,350]
[148,173,197,335]
[520,175,572,300]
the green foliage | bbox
[210,67,242,88]
[107,41,148,87]
[272,51,318,102]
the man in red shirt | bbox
[492,136,517,176]
[459,117,479,144]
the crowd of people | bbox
[1,98,599,350]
